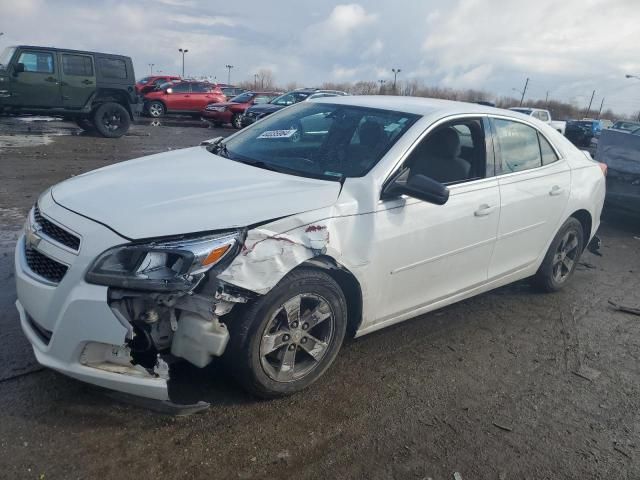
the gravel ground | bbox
[0,116,639,480]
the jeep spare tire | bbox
[93,102,131,138]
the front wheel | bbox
[92,102,131,138]
[147,101,165,118]
[533,217,584,292]
[225,268,347,398]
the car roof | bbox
[311,95,526,118]
[10,45,130,59]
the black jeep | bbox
[0,45,141,138]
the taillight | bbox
[598,162,608,176]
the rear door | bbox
[185,83,217,111]
[488,117,571,279]
[59,53,95,108]
[9,48,61,107]
[166,82,191,110]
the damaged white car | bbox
[15,96,606,405]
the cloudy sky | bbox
[1,0,639,114]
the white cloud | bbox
[172,14,235,27]
[324,4,378,35]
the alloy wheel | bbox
[552,230,579,283]
[259,293,335,382]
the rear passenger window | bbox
[98,58,127,79]
[493,119,541,174]
[17,51,53,73]
[62,55,93,76]
[172,83,190,93]
[191,83,209,93]
[539,133,559,165]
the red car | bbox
[201,91,281,128]
[143,81,226,118]
[135,75,181,95]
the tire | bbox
[147,101,165,118]
[92,102,131,138]
[75,117,95,131]
[533,217,584,292]
[231,113,243,129]
[225,268,348,398]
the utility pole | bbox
[585,90,595,117]
[178,48,188,77]
[254,73,258,90]
[519,77,529,106]
[225,64,234,85]
[148,63,154,75]
[391,68,401,93]
[545,90,549,107]
[597,97,605,119]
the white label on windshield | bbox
[257,129,298,139]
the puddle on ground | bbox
[0,115,80,150]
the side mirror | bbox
[384,171,449,205]
[13,62,25,76]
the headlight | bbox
[86,231,241,292]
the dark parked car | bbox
[136,75,181,95]
[565,119,604,147]
[595,128,640,213]
[241,88,348,127]
[202,91,281,128]
[0,45,140,137]
[143,81,226,117]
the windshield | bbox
[612,121,640,131]
[271,91,310,106]
[230,92,254,103]
[219,102,420,180]
[0,47,16,69]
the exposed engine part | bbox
[170,313,229,368]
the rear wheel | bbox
[225,268,347,398]
[533,217,584,292]
[92,102,131,138]
[231,113,243,129]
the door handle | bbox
[549,185,564,196]
[81,79,94,85]
[474,204,496,217]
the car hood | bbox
[247,103,284,114]
[207,101,243,108]
[51,146,341,239]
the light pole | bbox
[626,74,640,120]
[148,63,154,75]
[377,79,386,95]
[254,73,258,89]
[225,64,234,85]
[584,90,595,117]
[178,48,188,77]
[391,68,401,92]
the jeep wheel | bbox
[147,101,165,118]
[93,102,131,138]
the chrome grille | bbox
[24,244,68,283]
[34,205,80,251]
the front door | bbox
[488,117,571,279]
[372,117,500,323]
[59,53,96,108]
[9,49,61,108]
[167,82,192,111]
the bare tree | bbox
[256,69,275,90]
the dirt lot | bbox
[0,116,639,480]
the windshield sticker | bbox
[257,129,298,139]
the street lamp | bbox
[625,74,640,120]
[391,68,401,92]
[178,48,188,77]
[253,73,259,89]
[148,63,154,75]
[225,64,234,85]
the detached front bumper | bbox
[14,192,169,401]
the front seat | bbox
[411,127,470,184]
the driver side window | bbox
[406,118,488,185]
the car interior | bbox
[407,119,486,185]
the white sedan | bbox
[15,96,606,404]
